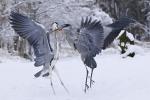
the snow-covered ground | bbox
[0,48,150,100]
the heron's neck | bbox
[54,32,60,59]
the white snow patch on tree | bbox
[121,44,144,58]
[116,30,125,39]
[126,31,134,41]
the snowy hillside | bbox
[0,48,150,100]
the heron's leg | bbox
[90,68,95,88]
[84,66,89,93]
[49,65,56,95]
[53,66,69,94]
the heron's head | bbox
[120,17,137,28]
[51,22,59,31]
[109,16,137,30]
[127,18,137,28]
[51,22,72,32]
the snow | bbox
[126,31,134,41]
[121,44,144,58]
[91,9,113,26]
[116,30,125,39]
[116,30,134,41]
[0,47,150,100]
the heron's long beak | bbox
[53,28,63,32]
[53,24,71,32]
[60,24,71,29]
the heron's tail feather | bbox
[34,69,50,78]
[34,70,42,78]
[84,57,97,69]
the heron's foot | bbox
[42,72,49,77]
[90,79,95,88]
[84,83,89,93]
[34,69,50,78]
[91,80,95,84]
[34,70,49,78]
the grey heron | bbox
[59,16,137,92]
[9,11,68,94]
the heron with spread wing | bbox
[59,16,137,92]
[9,11,68,94]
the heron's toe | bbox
[42,72,49,77]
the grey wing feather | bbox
[103,29,121,49]
[78,17,104,56]
[107,16,136,29]
[10,11,43,44]
[10,11,54,67]
[75,17,104,68]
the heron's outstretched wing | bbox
[103,29,121,49]
[103,16,136,49]
[75,17,104,68]
[10,11,54,67]
[80,17,104,51]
